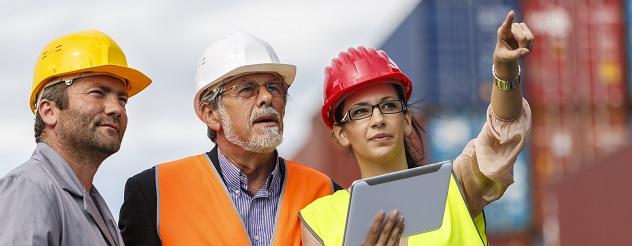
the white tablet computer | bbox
[343,161,453,246]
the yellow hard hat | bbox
[30,30,151,113]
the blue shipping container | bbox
[381,0,520,108]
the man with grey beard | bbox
[0,30,151,246]
[119,32,340,246]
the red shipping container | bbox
[555,142,632,245]
[487,233,533,246]
[523,0,627,108]
[530,106,629,243]
[531,106,628,181]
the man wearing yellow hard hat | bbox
[0,30,151,245]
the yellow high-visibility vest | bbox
[299,174,487,245]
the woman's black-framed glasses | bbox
[218,81,288,99]
[339,100,407,123]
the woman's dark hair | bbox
[333,83,425,168]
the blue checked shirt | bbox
[217,149,283,246]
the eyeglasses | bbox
[339,100,406,123]
[218,81,288,99]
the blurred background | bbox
[1,0,630,245]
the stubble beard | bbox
[57,108,123,161]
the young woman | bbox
[299,11,533,246]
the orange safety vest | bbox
[156,154,333,246]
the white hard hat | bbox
[193,32,296,121]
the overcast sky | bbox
[0,0,420,219]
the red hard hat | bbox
[321,46,413,128]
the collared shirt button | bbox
[254,235,260,241]
[234,189,240,195]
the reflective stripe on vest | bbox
[299,174,488,246]
[156,154,333,246]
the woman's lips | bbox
[369,133,393,141]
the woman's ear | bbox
[201,102,221,131]
[332,125,350,147]
[403,110,413,136]
[38,99,58,127]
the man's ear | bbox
[332,125,350,147]
[201,102,221,131]
[38,99,58,127]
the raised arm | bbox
[491,10,533,121]
[453,10,534,217]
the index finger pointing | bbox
[500,10,515,34]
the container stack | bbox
[523,0,629,244]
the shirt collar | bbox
[32,143,119,245]
[217,148,282,196]
[32,143,86,197]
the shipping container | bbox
[523,0,627,108]
[487,233,532,246]
[628,0,632,103]
[555,143,632,245]
[424,109,533,234]
[526,1,631,235]
[530,105,629,244]
[425,110,484,162]
[381,0,520,108]
[531,106,629,184]
[485,150,532,233]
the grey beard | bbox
[218,102,283,153]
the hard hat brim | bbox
[30,64,151,113]
[193,63,296,122]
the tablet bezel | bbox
[343,160,453,245]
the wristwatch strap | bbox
[492,65,521,91]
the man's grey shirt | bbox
[0,143,123,246]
